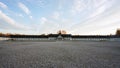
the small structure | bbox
[57,35,63,40]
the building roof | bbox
[9,34,120,38]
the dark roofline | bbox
[71,35,120,38]
[10,35,48,38]
[8,34,120,38]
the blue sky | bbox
[0,0,120,35]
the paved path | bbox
[0,41,120,68]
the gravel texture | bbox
[0,41,120,68]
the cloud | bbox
[0,10,30,30]
[18,2,33,20]
[0,2,8,9]
[70,8,120,35]
[37,17,60,34]
[18,2,31,15]
[16,13,24,17]
[58,0,67,10]
[26,0,45,7]
[40,17,47,24]
[89,0,115,18]
[92,0,107,7]
[71,0,86,14]
[51,11,60,20]
[29,15,33,19]
[89,5,106,18]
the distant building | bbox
[1,30,120,41]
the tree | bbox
[0,32,4,37]
[116,29,120,35]
[57,30,67,34]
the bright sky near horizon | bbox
[0,0,120,35]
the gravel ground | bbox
[0,41,120,68]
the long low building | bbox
[5,33,120,41]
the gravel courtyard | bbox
[0,41,120,68]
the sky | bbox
[0,0,120,35]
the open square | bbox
[0,41,120,68]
